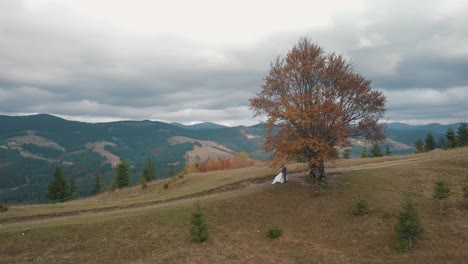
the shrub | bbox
[396,239,410,251]
[342,149,351,159]
[383,211,392,219]
[163,183,169,190]
[295,255,310,264]
[433,181,451,216]
[462,185,468,209]
[352,197,369,215]
[463,185,468,198]
[395,200,424,251]
[0,204,8,212]
[190,203,208,243]
[361,147,368,158]
[267,226,283,239]
[176,170,187,179]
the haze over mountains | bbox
[170,122,229,130]
[0,114,461,203]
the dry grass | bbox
[330,147,467,169]
[1,148,467,263]
[0,164,308,223]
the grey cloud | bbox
[348,2,468,90]
[383,87,468,123]
[0,1,467,126]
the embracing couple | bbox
[271,164,287,184]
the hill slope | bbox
[0,114,462,203]
[0,114,265,203]
[0,148,467,263]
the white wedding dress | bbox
[272,172,286,184]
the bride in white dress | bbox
[272,172,286,184]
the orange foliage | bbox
[249,37,386,179]
[185,152,253,173]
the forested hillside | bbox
[0,114,462,203]
[0,114,265,203]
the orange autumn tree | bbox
[249,37,386,181]
[185,152,254,173]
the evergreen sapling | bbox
[433,181,451,216]
[395,200,424,250]
[190,203,208,243]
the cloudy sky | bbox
[1,0,467,126]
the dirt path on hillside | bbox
[287,150,464,182]
[0,176,273,227]
[1,150,465,228]
[329,151,463,173]
[0,177,30,192]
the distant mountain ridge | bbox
[385,122,460,146]
[170,122,228,130]
[0,114,266,203]
[0,114,461,203]
[387,122,451,134]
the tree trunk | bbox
[318,159,326,181]
[308,162,317,180]
[308,159,326,183]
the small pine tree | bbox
[69,178,78,200]
[395,200,424,250]
[112,159,131,190]
[463,185,468,199]
[385,144,392,156]
[190,203,208,243]
[342,149,351,159]
[267,226,283,239]
[140,174,148,189]
[462,185,468,209]
[361,147,368,158]
[47,167,69,202]
[92,173,101,195]
[446,126,457,148]
[433,181,451,217]
[142,158,156,182]
[0,204,8,212]
[370,143,383,157]
[414,138,426,153]
[352,197,369,215]
[424,132,436,151]
[438,137,447,149]
[457,122,468,147]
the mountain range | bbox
[0,114,460,203]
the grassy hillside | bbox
[0,165,303,223]
[1,114,462,203]
[1,148,467,263]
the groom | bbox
[281,164,287,183]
